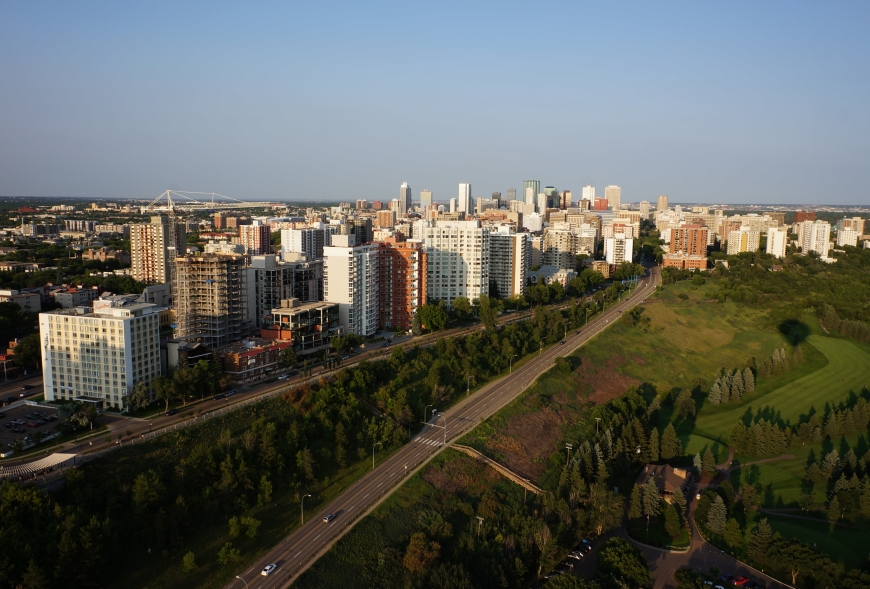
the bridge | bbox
[142,190,279,213]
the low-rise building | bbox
[220,338,293,384]
[634,464,689,503]
[0,290,41,312]
[260,298,342,356]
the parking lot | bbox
[0,404,61,451]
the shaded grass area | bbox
[625,517,690,549]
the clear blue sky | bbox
[1,2,868,205]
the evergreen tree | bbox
[732,370,745,399]
[664,503,681,537]
[660,424,682,459]
[828,497,841,522]
[671,487,687,520]
[748,518,772,564]
[642,477,660,520]
[693,453,702,472]
[706,496,727,534]
[628,484,642,520]
[793,345,804,364]
[743,367,755,393]
[821,450,840,480]
[723,518,743,549]
[702,447,716,474]
[708,382,722,405]
[649,428,660,462]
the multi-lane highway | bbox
[228,266,661,589]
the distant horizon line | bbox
[1,195,867,210]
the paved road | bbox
[227,268,662,589]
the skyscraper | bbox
[582,185,595,201]
[507,188,517,202]
[130,215,187,285]
[639,200,650,219]
[239,223,271,256]
[420,189,432,209]
[422,221,489,309]
[766,227,788,259]
[523,180,540,208]
[458,183,472,214]
[399,182,411,215]
[324,235,379,337]
[605,186,621,211]
[656,195,669,212]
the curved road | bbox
[227,268,662,589]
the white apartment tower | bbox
[420,189,433,210]
[837,229,858,247]
[422,221,489,308]
[604,233,634,265]
[639,201,650,219]
[582,185,596,202]
[726,227,761,255]
[458,183,472,215]
[323,236,379,337]
[605,186,621,211]
[656,195,669,212]
[40,297,163,409]
[130,215,187,285]
[281,228,324,261]
[766,227,788,259]
[798,221,831,256]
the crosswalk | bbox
[413,437,443,447]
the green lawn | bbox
[693,335,870,444]
[762,513,870,571]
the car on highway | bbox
[213,393,225,400]
[166,409,179,416]
[574,330,579,335]
[261,564,277,576]
[560,340,565,344]
[225,390,236,397]
[322,513,336,523]
[21,385,34,390]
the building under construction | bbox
[172,253,253,348]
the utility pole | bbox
[595,417,601,434]
[565,442,573,467]
[476,516,484,539]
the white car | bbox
[261,564,277,576]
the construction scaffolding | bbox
[172,254,253,348]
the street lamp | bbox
[235,576,249,589]
[509,354,517,374]
[437,414,447,445]
[539,338,544,356]
[466,374,474,397]
[423,404,433,425]
[372,441,381,469]
[301,493,312,525]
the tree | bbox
[596,537,652,589]
[671,487,687,520]
[723,518,743,549]
[676,390,696,420]
[702,447,716,474]
[828,496,841,523]
[451,297,472,320]
[131,469,165,515]
[660,424,682,459]
[417,303,448,331]
[217,542,240,566]
[628,484,643,519]
[743,367,755,393]
[649,428,660,462]
[587,486,625,536]
[706,495,727,534]
[747,518,772,564]
[693,453,702,472]
[664,502,681,537]
[182,551,198,572]
[278,347,297,369]
[799,492,815,512]
[478,295,501,331]
[124,381,149,411]
[740,483,760,512]
[642,477,660,520]
[12,333,40,370]
[708,382,722,405]
[152,375,175,413]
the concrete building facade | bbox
[130,215,187,285]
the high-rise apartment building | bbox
[543,230,579,270]
[560,190,572,209]
[377,238,427,331]
[656,195,669,212]
[130,215,186,285]
[239,223,271,256]
[582,185,595,202]
[523,180,540,204]
[399,182,411,215]
[422,221,489,309]
[507,188,517,202]
[604,234,633,265]
[420,189,433,210]
[577,224,598,255]
[798,221,830,256]
[726,227,760,255]
[837,229,858,247]
[246,255,295,328]
[639,201,650,219]
[671,224,709,256]
[605,186,621,211]
[766,227,788,259]
[324,236,379,337]
[795,211,816,223]
[837,217,865,235]
[376,210,395,228]
[352,218,373,245]
[449,198,457,213]
[281,228,325,260]
[489,231,527,298]
[172,254,251,348]
[458,183,472,214]
[40,296,163,409]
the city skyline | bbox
[1,3,868,205]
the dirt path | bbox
[756,507,849,527]
[723,453,796,477]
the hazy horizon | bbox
[1,3,868,205]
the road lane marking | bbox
[314,534,321,540]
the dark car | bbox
[213,393,226,401]
[224,390,236,397]
[21,385,34,390]
[166,408,179,416]
[12,427,24,433]
[3,423,12,429]
[322,513,336,523]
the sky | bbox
[1,2,868,205]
